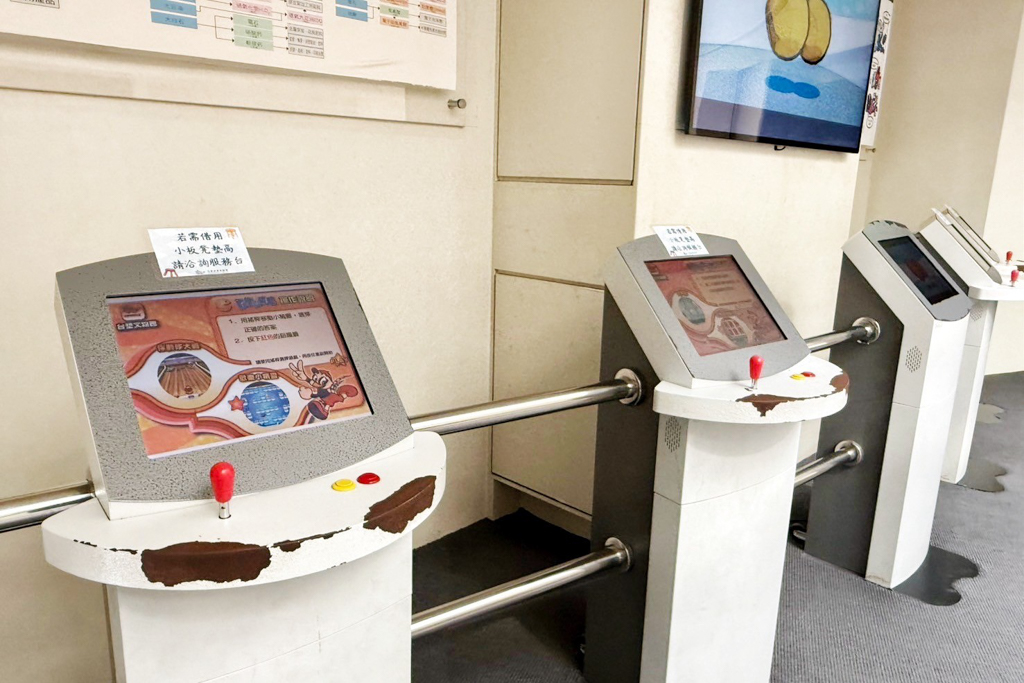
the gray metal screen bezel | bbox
[863,221,972,322]
[55,248,412,504]
[618,234,809,381]
[945,206,1000,264]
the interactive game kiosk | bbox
[43,250,445,682]
[917,206,1023,485]
[803,221,971,591]
[584,234,851,683]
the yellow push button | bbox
[332,479,357,492]
[790,374,806,381]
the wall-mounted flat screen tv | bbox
[680,0,882,153]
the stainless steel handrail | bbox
[805,317,881,353]
[0,317,880,534]
[794,441,863,488]
[0,372,644,534]
[411,537,631,639]
[409,369,642,435]
[0,483,95,533]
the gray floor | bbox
[412,372,1023,682]
[412,511,588,682]
[773,371,1024,683]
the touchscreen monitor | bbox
[108,284,371,458]
[646,256,786,356]
[879,237,959,305]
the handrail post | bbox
[411,538,631,639]
[0,315,881,536]
[794,441,863,488]
[805,317,881,353]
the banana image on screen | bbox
[765,0,832,64]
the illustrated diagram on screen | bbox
[646,257,786,356]
[108,284,371,458]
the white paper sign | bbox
[653,225,709,258]
[148,227,255,278]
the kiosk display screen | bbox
[879,237,959,305]
[646,256,786,356]
[108,284,371,458]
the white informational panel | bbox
[0,0,456,89]
[861,0,893,149]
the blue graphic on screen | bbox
[241,381,291,427]
[689,0,880,151]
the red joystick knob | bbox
[1007,251,1014,265]
[1012,269,1020,287]
[749,355,764,391]
[210,462,235,519]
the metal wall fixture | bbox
[794,440,864,488]
[412,538,631,639]
[805,317,881,353]
[0,319,878,533]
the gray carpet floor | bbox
[772,371,1024,683]
[412,372,1024,682]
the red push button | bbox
[801,371,816,378]
[357,473,380,485]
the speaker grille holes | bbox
[905,346,922,372]
[664,418,682,452]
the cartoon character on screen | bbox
[288,360,360,421]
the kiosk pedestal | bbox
[107,538,412,682]
[918,208,1024,485]
[44,433,444,683]
[44,250,445,682]
[804,221,972,592]
[640,365,847,682]
[585,234,849,683]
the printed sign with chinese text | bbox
[653,225,710,258]
[149,227,254,278]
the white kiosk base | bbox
[109,537,411,683]
[641,419,800,682]
[918,217,1024,484]
[640,360,848,682]
[44,432,445,683]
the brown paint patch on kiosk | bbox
[141,541,272,587]
[364,476,436,534]
[273,527,350,553]
[830,373,850,392]
[736,372,851,417]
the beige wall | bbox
[632,0,866,460]
[489,0,643,517]
[863,0,1024,375]
[986,10,1024,375]
[0,2,497,680]
[491,0,872,512]
[635,0,863,348]
[864,0,1023,228]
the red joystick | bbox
[749,355,764,391]
[210,462,235,520]
[1011,269,1020,287]
[1007,251,1014,265]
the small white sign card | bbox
[149,227,255,278]
[653,225,709,258]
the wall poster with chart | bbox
[0,0,456,89]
